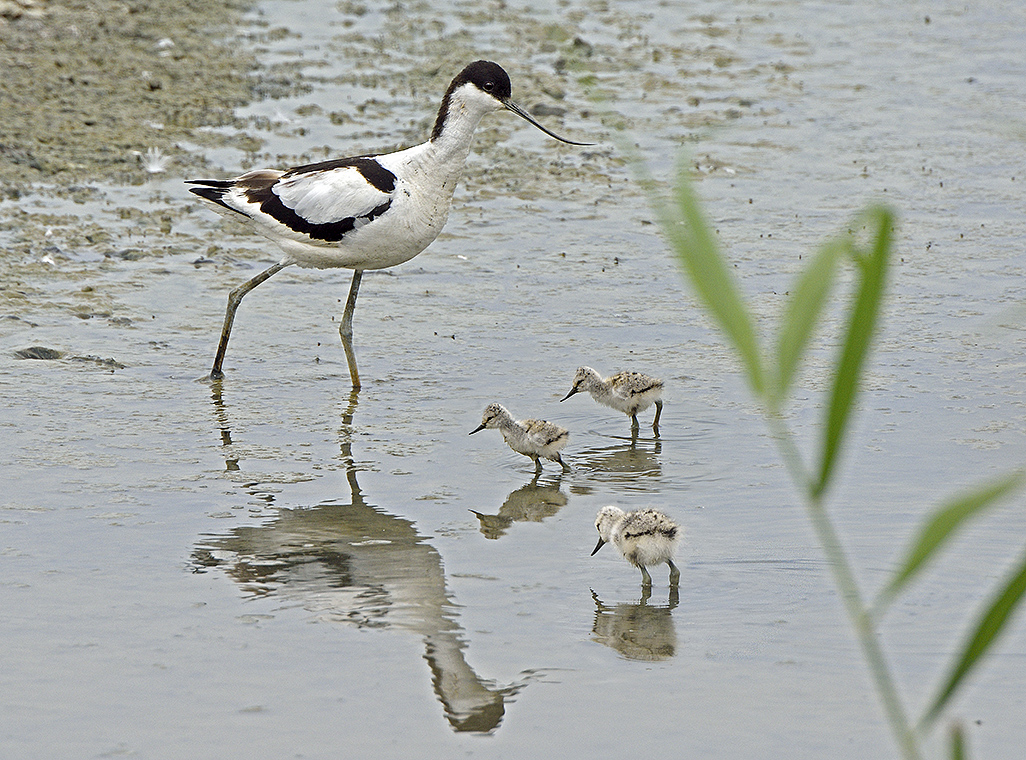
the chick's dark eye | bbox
[483,81,495,91]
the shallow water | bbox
[2,0,1025,758]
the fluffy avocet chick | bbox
[592,505,681,587]
[470,403,570,472]
[561,367,664,431]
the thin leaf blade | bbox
[663,168,766,397]
[922,545,1026,728]
[815,206,895,497]
[773,236,848,407]
[949,723,967,760]
[880,471,1025,608]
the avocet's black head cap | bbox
[459,60,513,102]
[432,60,592,145]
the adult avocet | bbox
[189,61,589,385]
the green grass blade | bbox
[664,167,766,397]
[949,723,967,760]
[773,236,848,409]
[879,471,1025,610]
[922,544,1026,729]
[814,206,895,497]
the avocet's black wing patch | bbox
[188,158,397,243]
[285,157,396,194]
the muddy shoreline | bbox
[0,0,270,193]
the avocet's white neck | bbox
[428,82,503,167]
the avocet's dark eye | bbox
[483,80,495,92]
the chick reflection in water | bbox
[470,473,568,539]
[591,589,679,661]
[191,464,529,733]
[573,435,662,483]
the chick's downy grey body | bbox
[470,403,570,473]
[561,366,664,431]
[592,505,681,587]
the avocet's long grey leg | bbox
[211,260,290,380]
[339,269,363,389]
[640,566,652,588]
[652,399,663,431]
[630,412,640,430]
[667,559,680,587]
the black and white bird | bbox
[188,61,589,385]
[592,506,682,588]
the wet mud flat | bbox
[0,0,302,348]
[0,0,261,191]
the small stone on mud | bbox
[14,346,63,360]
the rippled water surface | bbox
[3,1,1025,758]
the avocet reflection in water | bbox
[194,391,537,733]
